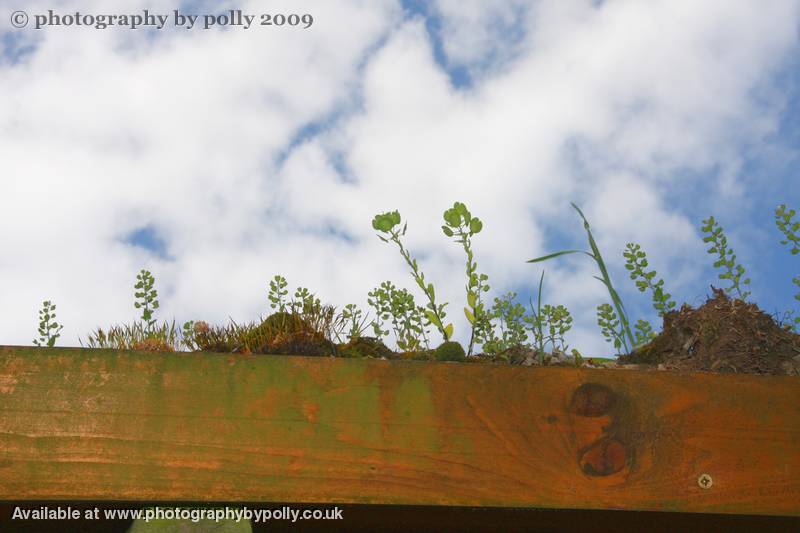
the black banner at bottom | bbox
[1,501,798,532]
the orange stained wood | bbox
[0,346,798,515]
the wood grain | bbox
[1,346,798,515]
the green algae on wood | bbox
[0,346,798,515]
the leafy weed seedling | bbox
[268,275,290,312]
[373,210,453,341]
[134,269,160,333]
[523,271,574,363]
[339,303,371,343]
[368,281,430,351]
[775,204,800,331]
[701,216,751,301]
[596,303,625,354]
[33,300,63,348]
[482,291,528,356]
[442,202,492,355]
[624,243,676,317]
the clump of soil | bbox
[620,288,800,375]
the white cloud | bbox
[1,0,798,356]
[431,0,530,74]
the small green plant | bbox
[523,271,574,362]
[482,291,528,355]
[633,318,656,346]
[33,300,63,347]
[528,203,635,353]
[524,271,547,364]
[389,289,430,352]
[134,269,160,333]
[596,303,625,354]
[539,304,573,352]
[373,210,453,341]
[367,281,430,351]
[291,286,321,316]
[367,281,394,339]
[83,269,174,351]
[775,204,800,331]
[268,275,289,312]
[623,243,676,317]
[701,216,751,301]
[776,204,800,254]
[181,320,198,350]
[442,201,491,355]
[339,303,371,342]
[267,275,328,331]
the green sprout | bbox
[523,271,573,363]
[291,286,321,316]
[701,216,751,301]
[775,204,800,331]
[634,318,656,346]
[482,291,527,355]
[268,275,289,312]
[367,281,394,340]
[442,201,491,355]
[528,203,635,353]
[367,281,429,351]
[596,303,625,354]
[529,271,547,363]
[134,269,160,333]
[390,288,430,352]
[544,304,573,351]
[33,300,63,347]
[776,204,800,254]
[340,303,371,342]
[181,320,197,351]
[624,243,676,317]
[372,210,453,341]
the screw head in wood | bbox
[698,473,713,489]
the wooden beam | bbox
[1,346,798,515]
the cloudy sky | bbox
[2,0,799,355]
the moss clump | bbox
[267,332,334,357]
[242,312,309,353]
[410,350,433,361]
[337,337,395,359]
[244,311,332,357]
[261,311,308,334]
[434,341,466,362]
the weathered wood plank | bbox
[1,346,798,515]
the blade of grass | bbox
[572,203,634,351]
[535,270,545,364]
[527,250,591,263]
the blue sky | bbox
[1,0,799,355]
